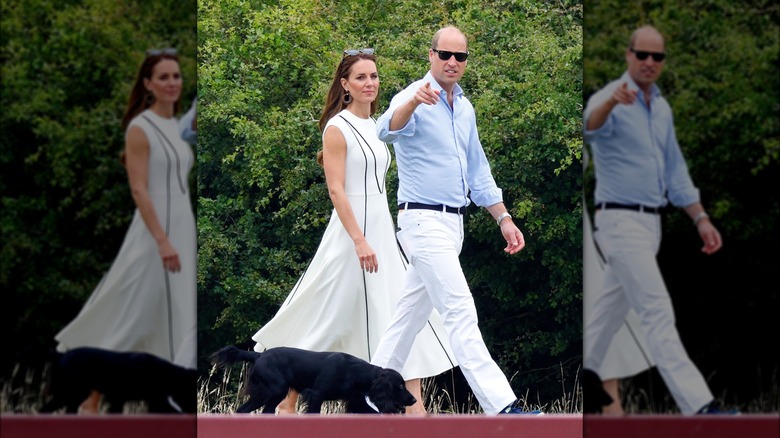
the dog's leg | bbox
[583,369,613,414]
[66,391,93,414]
[147,396,180,414]
[236,397,265,414]
[304,393,324,414]
[65,401,81,414]
[262,391,290,415]
[39,397,63,414]
[104,397,125,414]
[345,396,373,414]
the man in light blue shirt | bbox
[583,25,724,415]
[370,26,536,415]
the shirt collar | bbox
[620,71,662,99]
[423,71,464,99]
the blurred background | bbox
[1,0,196,409]
[583,0,779,412]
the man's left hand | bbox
[500,220,525,254]
[697,220,723,255]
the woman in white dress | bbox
[54,49,196,411]
[583,148,654,414]
[251,49,456,415]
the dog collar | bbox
[364,395,379,413]
[167,395,183,413]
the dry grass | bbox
[1,363,48,414]
[1,362,152,414]
[618,366,780,414]
[7,359,775,415]
[199,362,581,415]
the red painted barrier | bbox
[1,414,582,438]
[584,415,780,438]
[0,414,196,438]
[196,414,582,438]
[4,413,777,438]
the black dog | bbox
[39,347,197,414]
[210,346,417,414]
[583,368,614,414]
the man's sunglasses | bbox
[432,48,469,62]
[630,48,665,62]
[343,48,375,56]
[146,47,177,57]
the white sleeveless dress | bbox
[55,109,197,369]
[252,110,457,380]
[583,148,654,379]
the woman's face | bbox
[144,59,182,105]
[342,59,379,105]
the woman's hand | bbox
[157,238,181,272]
[354,237,378,273]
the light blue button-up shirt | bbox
[584,72,699,208]
[376,72,502,208]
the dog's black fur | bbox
[583,368,614,414]
[210,346,417,414]
[39,347,197,414]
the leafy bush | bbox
[197,0,583,404]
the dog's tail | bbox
[209,345,261,369]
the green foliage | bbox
[198,0,583,403]
[1,0,196,356]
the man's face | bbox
[626,30,665,90]
[429,30,468,90]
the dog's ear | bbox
[367,370,397,413]
[367,369,412,414]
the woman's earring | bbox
[146,90,155,105]
[343,90,351,104]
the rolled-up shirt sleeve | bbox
[663,114,700,207]
[583,84,617,142]
[465,120,503,207]
[376,86,418,143]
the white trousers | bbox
[584,209,713,414]
[370,209,516,415]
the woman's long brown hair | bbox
[121,53,181,132]
[316,52,377,166]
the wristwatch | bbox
[496,212,512,226]
[693,211,709,226]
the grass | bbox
[1,362,151,414]
[618,366,780,414]
[4,360,776,415]
[199,362,581,415]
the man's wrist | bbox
[693,211,709,226]
[496,212,512,226]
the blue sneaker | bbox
[499,400,545,415]
[696,401,741,415]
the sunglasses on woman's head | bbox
[146,47,177,57]
[630,48,665,62]
[432,48,469,62]
[343,48,375,56]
